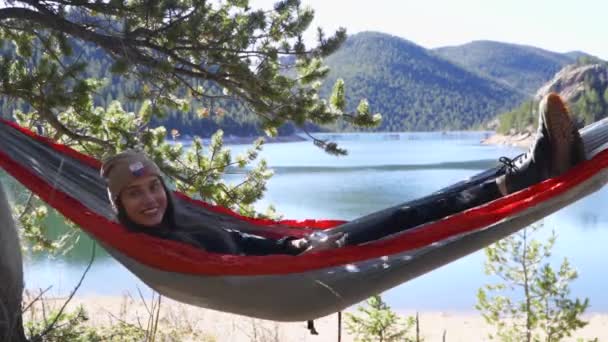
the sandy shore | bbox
[24,294,608,341]
[481,132,534,149]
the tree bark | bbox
[0,182,28,342]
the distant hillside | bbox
[434,41,597,95]
[0,40,269,138]
[320,32,523,131]
[496,62,608,134]
[11,33,591,134]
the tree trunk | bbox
[0,182,28,342]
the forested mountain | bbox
[0,39,266,138]
[6,32,598,135]
[433,40,598,95]
[320,32,523,131]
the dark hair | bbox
[115,177,240,254]
[115,177,176,232]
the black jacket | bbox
[121,206,304,256]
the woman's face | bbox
[119,175,168,227]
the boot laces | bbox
[499,154,524,173]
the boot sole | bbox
[541,98,575,176]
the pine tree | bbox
[476,224,591,341]
[0,1,382,339]
[345,295,418,342]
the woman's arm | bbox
[230,230,347,256]
[228,231,308,256]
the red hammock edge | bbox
[1,118,606,276]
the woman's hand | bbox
[289,237,309,250]
[299,231,347,254]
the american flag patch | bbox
[129,161,145,176]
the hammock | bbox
[1,117,608,322]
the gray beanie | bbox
[100,150,162,205]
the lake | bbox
[6,131,608,312]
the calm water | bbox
[7,131,608,312]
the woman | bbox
[100,150,316,254]
[101,93,585,255]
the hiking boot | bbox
[498,93,585,194]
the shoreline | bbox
[25,294,608,341]
[481,131,534,149]
[221,134,308,145]
[182,134,308,145]
[197,130,520,147]
[185,130,498,146]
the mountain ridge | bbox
[433,40,598,95]
[320,32,524,131]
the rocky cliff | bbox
[488,62,608,147]
[535,63,608,105]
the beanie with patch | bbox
[100,150,162,207]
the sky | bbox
[252,0,608,60]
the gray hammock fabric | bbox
[1,117,608,321]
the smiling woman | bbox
[100,150,315,255]
[101,152,168,228]
[118,176,168,227]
